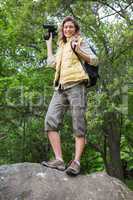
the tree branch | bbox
[99,12,118,20]
[98,0,132,23]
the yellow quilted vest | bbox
[54,36,88,86]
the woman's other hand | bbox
[46,32,53,47]
[71,36,78,50]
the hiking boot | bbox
[41,159,66,171]
[65,160,80,176]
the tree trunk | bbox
[103,112,124,181]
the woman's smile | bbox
[63,21,76,38]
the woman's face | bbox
[63,21,76,38]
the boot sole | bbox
[65,169,80,176]
[41,162,66,171]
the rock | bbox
[0,162,132,200]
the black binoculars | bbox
[43,24,57,40]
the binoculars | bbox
[43,24,57,40]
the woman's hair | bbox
[58,16,80,44]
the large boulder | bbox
[0,163,132,200]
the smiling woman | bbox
[41,16,99,176]
[63,21,76,38]
[58,16,80,44]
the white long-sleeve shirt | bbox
[47,38,98,67]
[46,38,99,90]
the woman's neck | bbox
[66,36,73,42]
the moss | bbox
[125,179,133,191]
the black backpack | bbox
[82,62,99,87]
[71,42,99,87]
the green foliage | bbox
[0,0,132,180]
[125,179,133,191]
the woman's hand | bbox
[71,36,79,51]
[45,32,53,58]
[46,32,53,47]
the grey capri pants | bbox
[45,83,87,137]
